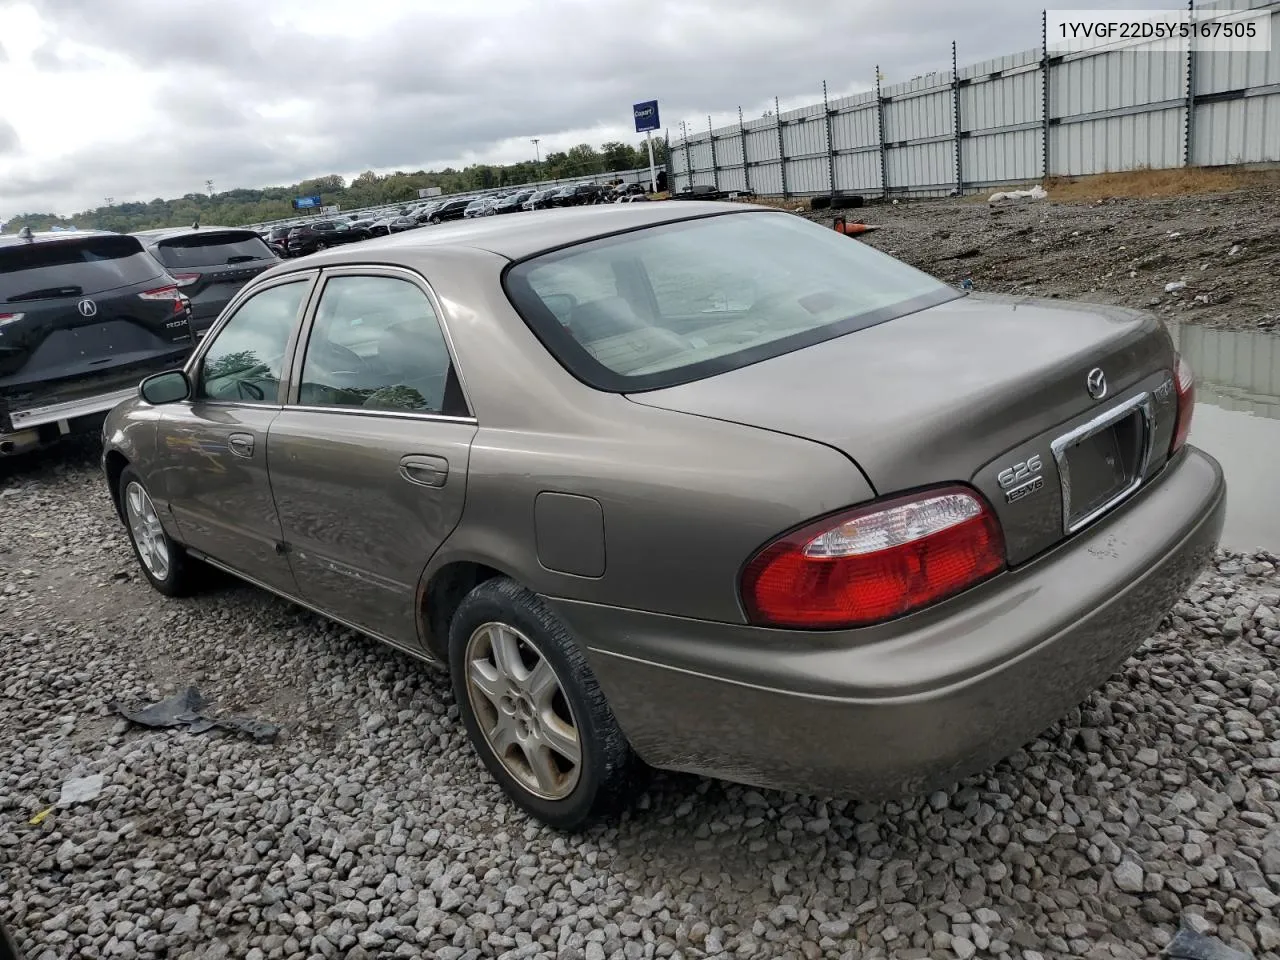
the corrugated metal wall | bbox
[671,0,1280,196]
[1169,322,1280,418]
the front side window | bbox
[298,275,456,414]
[196,281,307,403]
[504,210,958,392]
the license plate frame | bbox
[1051,391,1155,534]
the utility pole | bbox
[205,179,214,196]
[531,139,541,185]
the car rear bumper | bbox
[546,445,1226,799]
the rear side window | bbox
[503,211,958,393]
[0,236,163,302]
[155,231,274,269]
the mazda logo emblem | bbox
[1086,367,1107,400]
[77,299,98,318]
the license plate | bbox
[1053,394,1154,533]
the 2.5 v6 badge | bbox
[997,453,1044,504]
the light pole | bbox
[531,138,541,185]
[205,179,214,196]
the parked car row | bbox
[257,182,659,257]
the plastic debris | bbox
[960,278,974,290]
[988,185,1047,204]
[28,806,55,826]
[59,774,105,805]
[110,686,281,743]
[1229,244,1242,256]
[1165,925,1255,960]
[1166,281,1188,293]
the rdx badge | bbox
[997,453,1044,504]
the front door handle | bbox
[399,454,449,488]
[227,433,255,459]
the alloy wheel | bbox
[124,481,170,581]
[464,621,582,800]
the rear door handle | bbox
[399,454,449,488]
[227,433,255,458]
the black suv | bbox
[427,198,471,223]
[551,183,604,207]
[285,220,369,257]
[0,229,194,456]
[133,226,278,337]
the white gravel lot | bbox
[1,438,1279,960]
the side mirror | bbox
[139,370,191,405]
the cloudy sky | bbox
[0,0,1173,217]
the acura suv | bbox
[0,228,194,456]
[133,225,279,337]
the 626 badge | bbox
[997,453,1044,504]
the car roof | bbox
[266,201,766,270]
[0,228,122,248]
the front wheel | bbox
[118,466,201,597]
[449,577,644,830]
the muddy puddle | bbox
[1167,322,1280,553]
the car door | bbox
[267,267,477,648]
[151,273,315,594]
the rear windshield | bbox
[0,235,162,302]
[503,210,959,392]
[156,231,274,268]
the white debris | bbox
[988,185,1048,205]
[59,774,105,805]
[1229,244,1242,256]
[1168,231,1183,239]
[1165,281,1187,293]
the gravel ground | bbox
[2,439,1280,960]
[800,183,1280,337]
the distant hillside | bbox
[6,139,668,234]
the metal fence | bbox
[246,166,661,230]
[670,0,1280,198]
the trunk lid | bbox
[627,293,1181,565]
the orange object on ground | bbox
[833,217,881,235]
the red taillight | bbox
[0,312,24,326]
[741,486,1006,629]
[1170,353,1195,456]
[139,285,188,316]
[170,273,200,287]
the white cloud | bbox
[0,0,1178,217]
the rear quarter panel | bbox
[441,400,873,622]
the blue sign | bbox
[633,100,660,134]
[294,194,322,210]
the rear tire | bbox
[810,195,831,210]
[118,466,201,597]
[448,577,644,830]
